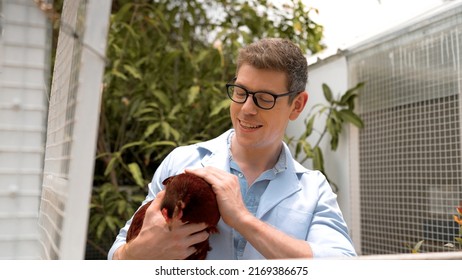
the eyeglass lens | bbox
[228,85,275,109]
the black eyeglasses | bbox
[226,78,298,110]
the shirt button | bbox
[238,173,243,178]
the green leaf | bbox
[144,140,177,149]
[123,65,142,80]
[302,141,313,158]
[339,92,357,106]
[455,237,462,246]
[111,69,128,80]
[131,195,147,204]
[168,104,182,119]
[322,83,333,103]
[194,49,211,64]
[295,141,302,157]
[104,154,119,176]
[326,115,339,138]
[152,90,171,109]
[330,136,339,151]
[412,240,425,253]
[114,3,133,20]
[136,104,158,116]
[104,216,117,232]
[161,121,180,140]
[88,214,103,231]
[144,123,160,138]
[210,99,231,117]
[188,85,200,105]
[338,109,364,128]
[120,22,138,37]
[117,200,127,215]
[128,162,144,187]
[313,146,324,172]
[302,116,315,138]
[339,82,364,108]
[170,127,181,141]
[344,82,364,95]
[120,141,144,152]
[96,221,106,240]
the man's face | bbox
[230,64,306,152]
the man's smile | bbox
[238,119,263,130]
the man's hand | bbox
[114,190,209,260]
[186,167,314,259]
[185,167,252,229]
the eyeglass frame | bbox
[225,77,299,110]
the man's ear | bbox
[289,91,308,120]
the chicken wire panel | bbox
[37,0,111,259]
[348,5,462,255]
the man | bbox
[108,38,356,259]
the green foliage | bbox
[405,240,425,254]
[86,183,145,258]
[287,82,365,192]
[445,203,462,250]
[85,0,325,258]
[404,203,462,253]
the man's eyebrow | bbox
[233,81,276,94]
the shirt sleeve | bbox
[306,171,357,258]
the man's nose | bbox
[241,94,258,114]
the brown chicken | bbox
[125,173,220,260]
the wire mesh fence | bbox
[37,0,111,260]
[348,3,462,255]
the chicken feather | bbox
[126,173,220,260]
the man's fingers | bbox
[187,229,210,246]
[155,189,166,201]
[152,190,165,207]
[185,167,226,184]
[145,190,166,216]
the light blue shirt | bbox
[108,129,356,259]
[228,131,288,259]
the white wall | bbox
[286,54,355,237]
[0,0,49,259]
